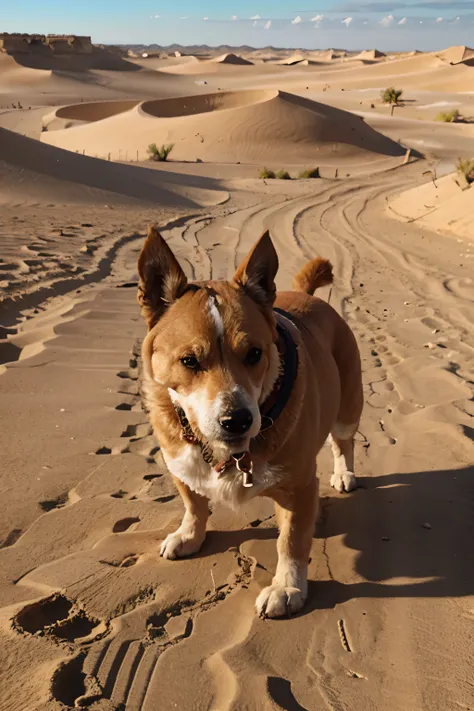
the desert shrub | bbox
[298,167,320,179]
[457,157,474,184]
[259,167,276,179]
[381,87,403,104]
[148,143,174,161]
[276,170,291,180]
[435,109,461,123]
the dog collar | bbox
[173,312,298,487]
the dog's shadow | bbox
[200,465,474,612]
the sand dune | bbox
[42,100,140,131]
[388,172,473,238]
[209,53,253,65]
[0,45,141,73]
[0,127,226,206]
[439,45,474,66]
[41,89,405,164]
[355,49,386,61]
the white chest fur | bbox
[161,443,283,509]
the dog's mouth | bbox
[212,434,251,458]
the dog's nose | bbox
[219,408,253,435]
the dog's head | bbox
[138,226,280,457]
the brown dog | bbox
[138,226,363,618]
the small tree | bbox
[259,167,276,179]
[457,157,474,185]
[147,143,174,161]
[381,87,403,105]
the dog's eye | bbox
[180,355,200,370]
[245,347,262,365]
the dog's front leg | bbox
[256,475,318,618]
[160,477,209,560]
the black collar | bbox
[260,309,299,426]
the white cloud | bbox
[250,14,260,20]
[380,14,394,27]
[231,15,237,21]
[398,17,407,25]
[180,16,187,20]
[291,15,302,24]
[203,16,209,20]
[253,19,258,26]
[451,16,460,23]
[436,17,443,22]
[341,17,353,28]
[151,14,160,19]
[264,20,272,29]
[312,14,324,27]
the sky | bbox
[2,0,474,50]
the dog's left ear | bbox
[137,225,188,329]
[233,230,279,307]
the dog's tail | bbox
[292,257,333,295]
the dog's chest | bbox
[161,443,282,508]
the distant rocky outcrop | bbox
[0,33,92,55]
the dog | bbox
[138,226,363,618]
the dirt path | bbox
[0,165,473,711]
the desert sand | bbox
[0,37,473,711]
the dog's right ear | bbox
[137,225,188,329]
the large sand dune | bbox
[41,89,405,164]
[0,127,225,206]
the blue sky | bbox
[3,0,474,50]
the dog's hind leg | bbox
[160,477,209,560]
[329,421,358,493]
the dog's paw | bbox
[255,585,305,618]
[160,530,204,560]
[331,470,357,493]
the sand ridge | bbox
[41,89,406,164]
[0,127,227,207]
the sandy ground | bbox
[0,42,473,711]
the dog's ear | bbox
[137,225,188,329]
[233,230,279,307]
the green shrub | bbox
[276,170,291,180]
[435,109,461,123]
[259,167,276,179]
[380,87,403,104]
[148,143,174,161]
[298,167,320,179]
[457,157,474,184]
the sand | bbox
[388,171,474,238]
[41,90,406,164]
[1,39,474,711]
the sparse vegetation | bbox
[259,167,276,179]
[298,168,320,179]
[276,170,291,180]
[381,87,403,104]
[435,109,461,123]
[457,157,474,184]
[147,143,174,162]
